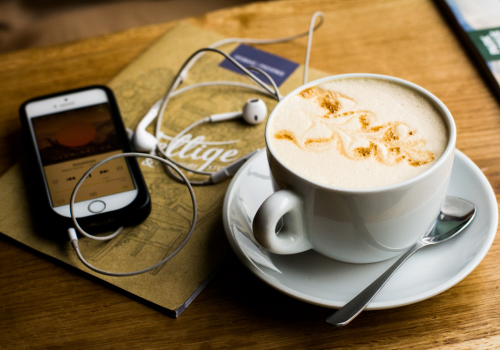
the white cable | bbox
[156,75,278,177]
[247,66,282,101]
[140,80,271,149]
[170,81,275,99]
[152,11,324,157]
[151,12,324,180]
[180,12,325,82]
[159,67,280,176]
[142,79,276,181]
[154,12,324,144]
[155,12,325,138]
[303,12,323,85]
[68,152,197,277]
[67,12,326,277]
[155,47,278,140]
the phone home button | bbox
[88,200,106,213]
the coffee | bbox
[269,78,448,188]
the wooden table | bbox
[1,0,499,348]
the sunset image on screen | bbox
[32,103,121,166]
[56,121,96,147]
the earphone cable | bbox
[153,49,283,180]
[170,81,276,99]
[68,153,198,277]
[303,12,323,85]
[155,47,279,140]
[157,66,280,178]
[180,12,325,81]
[154,12,324,144]
[246,66,282,101]
[159,156,211,186]
[148,47,281,179]
[68,12,325,277]
[151,12,323,180]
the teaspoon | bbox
[326,196,476,327]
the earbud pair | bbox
[133,98,267,152]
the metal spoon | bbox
[326,196,476,327]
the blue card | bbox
[219,44,299,87]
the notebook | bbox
[0,23,328,317]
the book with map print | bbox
[0,23,328,317]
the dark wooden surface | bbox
[1,0,500,348]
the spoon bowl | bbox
[422,197,476,245]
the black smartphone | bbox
[19,85,151,232]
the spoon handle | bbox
[326,241,425,326]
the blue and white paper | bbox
[219,44,299,87]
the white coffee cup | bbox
[253,74,456,263]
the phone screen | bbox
[31,102,136,207]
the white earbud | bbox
[242,98,267,125]
[133,100,161,152]
[209,98,267,125]
[134,128,158,153]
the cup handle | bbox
[252,189,312,254]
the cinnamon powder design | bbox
[275,87,435,167]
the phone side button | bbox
[88,200,106,213]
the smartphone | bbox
[20,85,151,232]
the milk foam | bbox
[269,78,448,188]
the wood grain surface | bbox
[1,0,500,349]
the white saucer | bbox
[222,149,498,310]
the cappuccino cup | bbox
[252,74,456,263]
